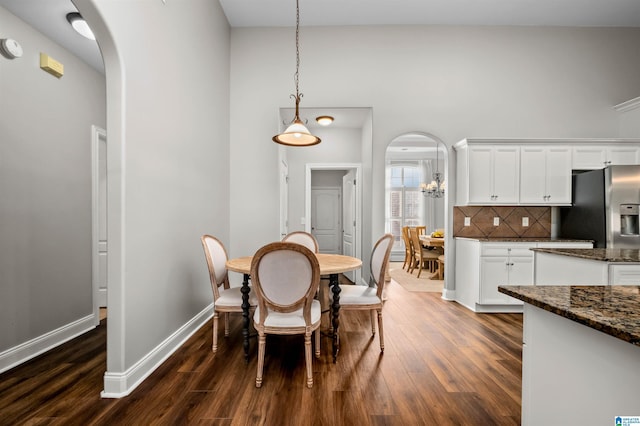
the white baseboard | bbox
[101,303,213,398]
[441,288,456,301]
[97,288,107,307]
[0,315,96,374]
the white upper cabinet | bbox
[463,144,520,204]
[520,146,571,205]
[572,144,640,169]
[455,138,640,206]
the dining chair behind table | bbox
[283,230,330,311]
[409,227,440,278]
[416,226,426,236]
[401,226,413,271]
[282,231,319,253]
[338,233,394,352]
[251,242,322,388]
[201,234,257,353]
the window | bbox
[387,163,423,253]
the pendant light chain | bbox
[294,0,301,101]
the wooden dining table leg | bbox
[329,273,341,363]
[241,273,251,363]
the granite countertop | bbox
[532,248,640,262]
[455,237,592,243]
[499,285,640,346]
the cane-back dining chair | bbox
[251,242,322,388]
[201,234,257,353]
[282,231,319,253]
[338,233,394,352]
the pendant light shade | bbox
[272,0,321,147]
[273,117,321,146]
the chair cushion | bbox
[254,300,321,327]
[216,286,257,307]
[339,285,381,305]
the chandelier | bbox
[272,0,320,147]
[421,143,445,198]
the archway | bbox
[384,132,451,298]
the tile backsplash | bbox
[453,206,551,238]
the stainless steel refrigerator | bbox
[560,165,640,248]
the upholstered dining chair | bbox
[338,233,393,352]
[201,234,257,353]
[251,242,322,388]
[283,230,329,312]
[282,231,319,253]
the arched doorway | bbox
[384,132,450,297]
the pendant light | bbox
[421,143,446,198]
[272,0,321,147]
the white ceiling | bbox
[2,0,640,75]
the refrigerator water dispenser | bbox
[620,204,639,236]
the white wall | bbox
[229,25,640,290]
[0,6,105,367]
[75,0,230,395]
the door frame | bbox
[91,125,107,326]
[305,163,362,285]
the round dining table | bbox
[226,253,362,363]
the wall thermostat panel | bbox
[1,38,23,59]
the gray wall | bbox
[0,6,105,354]
[229,25,640,281]
[76,0,231,384]
[619,103,640,137]
[287,126,362,234]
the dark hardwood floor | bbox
[0,281,523,425]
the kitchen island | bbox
[533,247,640,285]
[499,285,640,425]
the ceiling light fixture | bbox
[272,0,320,147]
[315,115,334,126]
[421,143,445,198]
[66,12,96,41]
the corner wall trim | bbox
[614,96,640,113]
[101,303,213,398]
[0,315,96,374]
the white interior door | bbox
[342,170,357,281]
[92,126,108,319]
[311,188,341,254]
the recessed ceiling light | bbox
[66,12,96,40]
[316,116,334,126]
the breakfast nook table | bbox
[226,253,362,363]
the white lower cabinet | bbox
[479,256,533,305]
[455,239,533,312]
[456,239,594,312]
